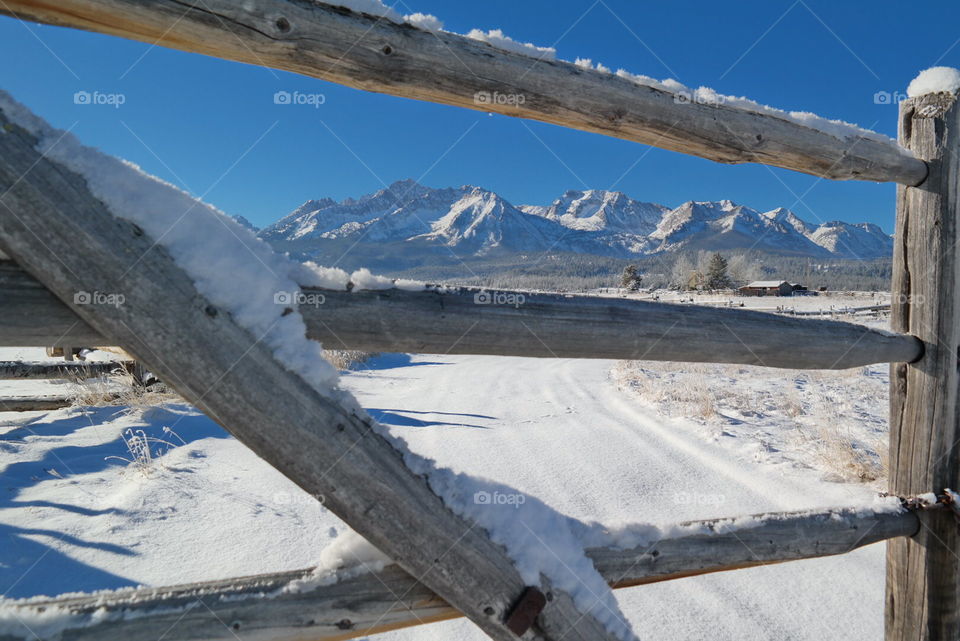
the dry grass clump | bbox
[322,350,377,370]
[615,358,888,484]
[795,422,886,482]
[70,371,180,411]
[105,426,185,476]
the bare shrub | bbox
[796,423,885,482]
[105,426,185,476]
[70,371,180,411]
[322,350,377,370]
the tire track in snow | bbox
[343,353,887,641]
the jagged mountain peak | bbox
[257,183,891,266]
[232,214,259,232]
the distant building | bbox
[738,280,796,297]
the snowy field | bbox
[0,302,891,640]
[603,287,893,314]
[613,302,891,486]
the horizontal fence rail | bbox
[0,0,927,184]
[0,396,77,411]
[0,506,918,641]
[0,360,133,380]
[0,260,923,369]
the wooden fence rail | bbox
[0,0,927,184]
[0,106,620,641]
[0,2,956,640]
[0,360,133,380]
[0,396,76,411]
[0,260,923,369]
[0,506,918,641]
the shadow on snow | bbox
[0,403,227,598]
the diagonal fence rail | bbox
[0,104,622,641]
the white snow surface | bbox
[403,12,443,32]
[617,69,900,145]
[907,66,960,98]
[574,58,611,74]
[465,28,556,60]
[1,347,899,640]
[0,94,640,639]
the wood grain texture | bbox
[0,507,918,641]
[0,0,927,184]
[0,360,132,379]
[0,260,923,369]
[0,396,76,411]
[0,104,618,641]
[886,91,960,641]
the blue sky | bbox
[1,1,958,232]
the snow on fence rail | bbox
[0,2,957,640]
[0,106,625,641]
[0,0,928,185]
[0,260,922,369]
[0,506,918,641]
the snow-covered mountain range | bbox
[255,179,891,267]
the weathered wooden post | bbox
[887,86,960,640]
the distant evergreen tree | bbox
[705,253,732,290]
[620,264,643,291]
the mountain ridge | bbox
[254,180,892,268]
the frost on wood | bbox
[907,66,960,98]
[0,91,346,396]
[315,1,908,149]
[611,70,903,145]
[575,58,611,74]
[0,92,640,641]
[465,28,556,60]
[403,11,443,32]
[330,0,557,60]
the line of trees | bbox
[383,249,894,292]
